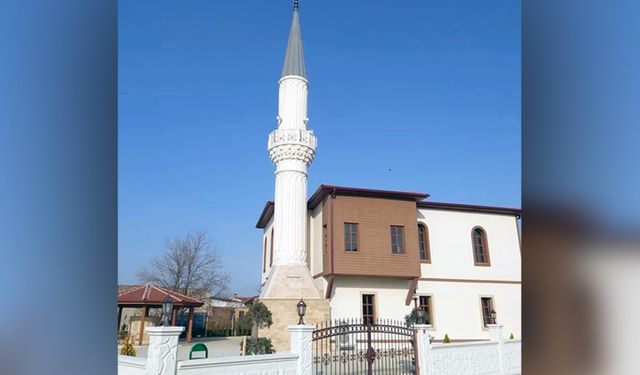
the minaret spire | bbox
[281,1,306,78]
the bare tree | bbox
[137,231,229,299]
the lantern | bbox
[162,296,174,326]
[297,298,307,325]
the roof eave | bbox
[417,201,521,216]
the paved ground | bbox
[130,336,245,360]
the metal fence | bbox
[312,318,416,375]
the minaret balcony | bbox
[268,128,317,166]
[268,128,317,150]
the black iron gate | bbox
[312,318,416,375]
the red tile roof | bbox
[117,283,204,307]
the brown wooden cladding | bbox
[322,195,421,278]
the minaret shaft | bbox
[277,77,308,130]
[268,8,316,267]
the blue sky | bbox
[118,0,520,295]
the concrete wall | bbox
[117,356,146,375]
[417,325,521,375]
[177,353,298,375]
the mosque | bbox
[255,2,521,352]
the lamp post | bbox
[297,298,307,325]
[490,309,497,324]
[162,296,174,327]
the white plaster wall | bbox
[308,206,323,276]
[329,277,520,341]
[418,209,521,281]
[416,279,521,341]
[330,277,414,322]
[261,216,274,285]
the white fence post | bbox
[487,324,505,374]
[413,324,431,375]
[288,324,314,375]
[145,326,184,375]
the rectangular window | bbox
[362,294,375,324]
[418,296,433,325]
[344,223,358,252]
[262,237,267,272]
[390,226,405,254]
[481,297,494,327]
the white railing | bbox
[177,353,298,375]
[268,128,317,150]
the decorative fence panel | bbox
[426,342,501,375]
[117,355,146,375]
[312,318,416,375]
[502,340,521,374]
[177,353,299,375]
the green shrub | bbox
[243,337,275,355]
[509,333,514,340]
[248,302,273,330]
[443,334,451,344]
[118,324,128,341]
[404,307,430,327]
[237,313,254,332]
[120,336,136,356]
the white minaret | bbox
[268,2,316,267]
[261,1,321,300]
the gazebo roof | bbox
[118,283,204,307]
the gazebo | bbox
[118,283,204,344]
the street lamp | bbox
[490,309,497,324]
[162,296,174,326]
[297,298,307,325]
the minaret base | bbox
[260,264,322,300]
[258,265,329,352]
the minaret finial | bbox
[294,0,299,11]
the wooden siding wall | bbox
[322,195,421,278]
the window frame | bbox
[418,294,435,328]
[479,296,495,329]
[390,225,406,254]
[418,223,431,263]
[344,222,359,252]
[262,236,267,272]
[269,228,274,267]
[361,293,376,324]
[471,226,491,266]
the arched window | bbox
[269,228,274,267]
[472,227,490,266]
[418,224,431,263]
